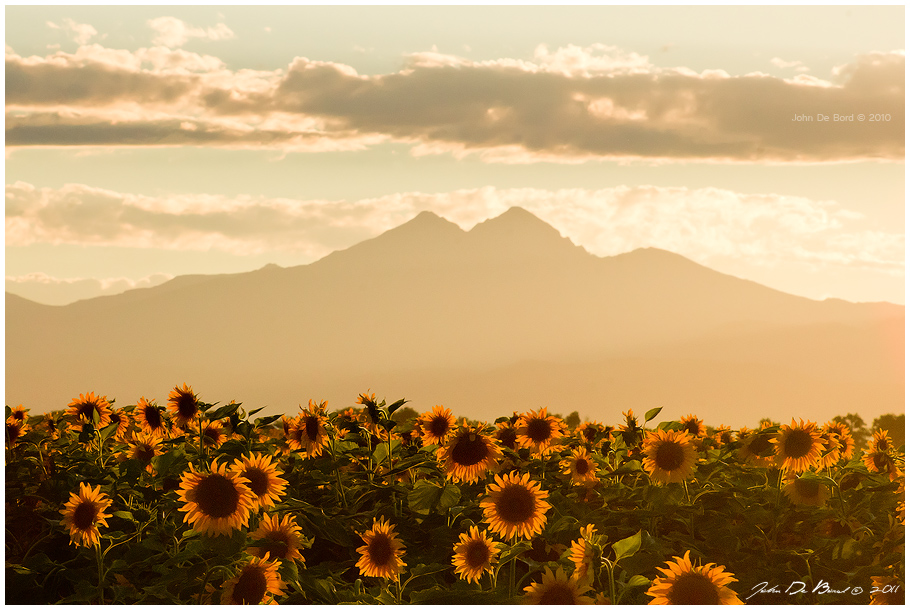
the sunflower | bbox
[523,566,593,604]
[6,417,29,445]
[515,408,566,456]
[646,550,743,605]
[737,431,776,468]
[128,431,163,472]
[135,397,168,437]
[618,409,643,446]
[817,433,842,469]
[107,408,130,440]
[201,419,227,449]
[168,383,199,427]
[561,447,599,486]
[494,420,518,450]
[712,425,735,446]
[869,429,894,454]
[452,525,499,584]
[417,405,456,446]
[568,524,599,583]
[680,414,706,438]
[782,472,829,507]
[230,453,288,510]
[221,555,285,605]
[177,460,255,537]
[66,392,112,431]
[480,471,551,540]
[59,482,113,548]
[863,449,902,481]
[870,576,905,605]
[290,401,330,457]
[771,419,824,473]
[437,424,503,483]
[822,421,855,461]
[248,513,305,561]
[9,404,28,422]
[642,429,698,485]
[355,517,406,579]
[576,421,604,445]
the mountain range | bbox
[5,207,904,428]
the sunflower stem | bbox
[328,431,348,508]
[96,539,105,604]
[604,557,616,604]
[508,535,517,600]
[683,479,691,504]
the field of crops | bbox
[5,386,905,604]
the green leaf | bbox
[206,402,240,421]
[437,483,461,513]
[386,398,408,415]
[644,407,663,423]
[612,530,642,561]
[407,480,442,515]
[113,510,135,521]
[626,574,651,588]
[255,414,282,427]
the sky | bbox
[4,5,906,305]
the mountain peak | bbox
[467,207,587,259]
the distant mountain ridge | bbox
[6,207,903,427]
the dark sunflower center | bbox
[243,467,270,496]
[538,582,578,604]
[574,459,590,475]
[135,445,155,462]
[872,453,891,471]
[583,427,597,442]
[465,539,491,568]
[526,418,553,443]
[497,427,517,450]
[783,429,813,458]
[304,416,320,442]
[72,501,98,530]
[655,441,685,471]
[368,533,394,567]
[232,566,268,604]
[12,411,24,421]
[261,532,291,558]
[176,394,197,419]
[794,478,820,498]
[667,571,721,605]
[77,403,98,421]
[451,433,489,467]
[683,421,700,436]
[144,406,163,429]
[876,437,890,452]
[195,473,240,518]
[720,432,733,444]
[495,483,536,524]
[428,416,450,438]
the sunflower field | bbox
[5,387,905,604]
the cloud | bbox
[47,18,98,45]
[148,17,234,48]
[5,44,904,162]
[770,57,809,72]
[6,182,902,277]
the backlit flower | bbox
[437,424,502,483]
[135,397,168,437]
[177,460,255,537]
[230,453,288,510]
[480,471,551,540]
[561,447,598,486]
[66,392,112,432]
[515,408,566,456]
[60,483,113,548]
[355,517,406,579]
[168,383,199,427]
[417,405,456,446]
[679,414,706,438]
[452,525,499,584]
[771,419,823,473]
[782,472,829,507]
[291,400,330,457]
[646,550,743,604]
[248,513,305,561]
[523,566,593,604]
[221,555,285,605]
[642,429,698,484]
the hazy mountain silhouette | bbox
[6,207,903,427]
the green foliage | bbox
[872,413,905,449]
